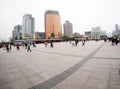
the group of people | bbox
[44,41,54,48]
[105,37,119,45]
[19,42,33,52]
[3,42,33,52]
[4,40,55,52]
[111,38,119,45]
[3,38,119,53]
[71,40,86,47]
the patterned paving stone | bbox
[0,41,120,89]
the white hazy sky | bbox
[0,0,120,41]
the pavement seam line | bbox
[29,43,104,89]
[33,47,120,60]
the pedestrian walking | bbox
[44,41,48,47]
[9,43,12,51]
[50,41,53,48]
[82,40,85,46]
[27,43,32,52]
[32,42,36,47]
[75,40,79,46]
[6,44,9,52]
[72,42,75,47]
[25,43,27,49]
[16,43,20,50]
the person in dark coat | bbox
[32,42,36,47]
[25,43,27,49]
[50,41,53,48]
[6,44,9,52]
[75,40,79,46]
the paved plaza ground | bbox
[0,40,120,89]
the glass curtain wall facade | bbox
[45,10,62,38]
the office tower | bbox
[115,24,120,36]
[63,21,73,37]
[45,10,62,38]
[112,30,117,36]
[22,14,35,39]
[91,26,102,40]
[13,25,22,40]
[115,24,119,31]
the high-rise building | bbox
[115,24,120,36]
[112,24,120,36]
[91,26,102,40]
[13,25,22,40]
[112,30,117,36]
[115,24,119,31]
[45,10,62,38]
[63,21,73,37]
[22,14,35,39]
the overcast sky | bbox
[0,0,120,41]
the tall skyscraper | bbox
[45,10,62,38]
[115,24,120,36]
[63,21,73,37]
[115,24,119,31]
[22,14,35,39]
[13,25,22,40]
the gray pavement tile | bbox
[58,71,71,80]
[13,78,32,89]
[36,72,52,80]
[111,64,120,69]
[82,86,96,89]
[84,78,108,89]
[0,41,120,89]
[8,72,24,81]
[50,87,58,89]
[26,74,45,86]
[54,82,82,89]
[110,81,120,89]
[110,74,120,81]
[93,67,110,74]
[111,69,120,75]
[1,73,12,83]
[5,67,19,74]
[30,82,52,89]
[0,81,17,89]
[90,72,109,80]
[80,66,95,72]
[46,79,61,87]
[46,76,63,86]
[21,69,36,77]
[73,69,93,79]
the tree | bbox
[15,36,18,40]
[19,37,22,40]
[100,35,107,39]
[51,33,55,38]
[62,35,74,41]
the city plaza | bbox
[0,40,120,89]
